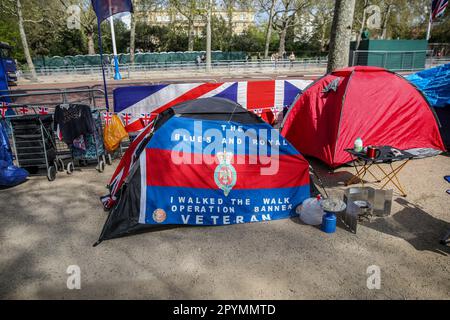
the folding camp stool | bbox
[344,147,414,197]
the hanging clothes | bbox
[72,110,105,161]
[53,104,95,144]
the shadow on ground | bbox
[362,198,450,256]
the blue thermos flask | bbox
[321,212,337,233]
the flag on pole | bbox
[431,0,448,21]
[91,0,133,110]
[91,0,133,22]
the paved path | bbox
[1,155,449,299]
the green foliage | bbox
[1,0,448,65]
[0,16,24,62]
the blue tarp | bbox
[0,119,28,186]
[406,63,450,108]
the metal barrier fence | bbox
[1,88,114,179]
[14,53,450,80]
[21,57,328,79]
[0,88,107,109]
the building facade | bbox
[136,7,255,36]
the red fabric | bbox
[247,81,275,108]
[261,110,275,125]
[281,67,445,167]
[146,149,310,189]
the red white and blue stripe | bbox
[113,80,311,131]
[137,116,310,226]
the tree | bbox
[0,0,47,80]
[206,0,212,71]
[304,1,334,53]
[327,0,356,73]
[272,0,311,56]
[57,0,98,55]
[380,0,395,39]
[130,0,163,63]
[354,0,370,49]
[258,0,277,58]
[169,0,208,51]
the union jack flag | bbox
[19,106,29,115]
[113,80,312,132]
[120,112,132,126]
[140,113,153,126]
[0,102,8,118]
[431,0,448,21]
[102,112,113,126]
[38,107,49,115]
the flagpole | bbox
[109,3,122,80]
[97,20,110,111]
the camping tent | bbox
[407,64,450,147]
[96,97,310,244]
[281,66,445,167]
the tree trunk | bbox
[327,0,356,73]
[264,0,276,59]
[278,25,287,57]
[227,7,233,52]
[206,0,212,72]
[355,0,368,50]
[320,22,326,52]
[381,4,391,39]
[188,19,194,51]
[87,31,96,55]
[17,0,37,80]
[130,10,136,63]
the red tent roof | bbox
[281,66,445,167]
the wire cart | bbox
[8,114,58,181]
[70,108,111,172]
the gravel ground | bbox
[0,154,449,299]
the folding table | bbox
[344,146,414,197]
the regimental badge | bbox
[214,150,237,196]
[152,208,167,223]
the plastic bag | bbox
[103,115,128,152]
[0,160,28,187]
[297,197,325,225]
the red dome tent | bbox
[281,66,445,167]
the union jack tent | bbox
[96,97,310,243]
[113,79,312,132]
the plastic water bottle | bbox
[321,212,337,233]
[354,137,363,152]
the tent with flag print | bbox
[96,97,310,244]
[113,79,312,132]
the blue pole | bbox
[97,20,110,111]
[109,16,122,80]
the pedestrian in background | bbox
[289,52,296,68]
